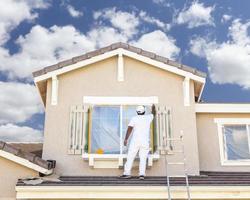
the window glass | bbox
[223,125,250,160]
[91,106,120,154]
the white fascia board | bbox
[34,48,206,84]
[83,96,159,105]
[34,49,121,82]
[120,49,206,83]
[197,83,205,102]
[196,103,250,113]
[16,185,250,199]
[0,150,52,175]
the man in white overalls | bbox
[120,105,155,180]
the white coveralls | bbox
[124,114,154,176]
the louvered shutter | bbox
[154,105,173,154]
[68,105,89,155]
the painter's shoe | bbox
[119,175,132,179]
[139,175,145,180]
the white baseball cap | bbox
[136,105,145,114]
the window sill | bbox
[221,160,250,166]
[82,153,160,169]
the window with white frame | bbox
[89,105,153,154]
[215,118,250,164]
[223,125,250,160]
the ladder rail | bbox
[163,131,191,200]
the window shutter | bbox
[154,105,172,154]
[68,105,89,155]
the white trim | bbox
[215,119,250,166]
[120,49,206,83]
[51,75,58,105]
[196,103,250,113]
[214,118,250,124]
[34,48,205,84]
[197,83,205,102]
[83,96,159,105]
[117,53,124,81]
[82,153,160,168]
[16,185,250,199]
[0,150,52,175]
[183,77,190,106]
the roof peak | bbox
[32,42,206,78]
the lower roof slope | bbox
[17,171,250,186]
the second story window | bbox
[223,125,250,161]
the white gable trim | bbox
[51,75,58,105]
[117,53,124,81]
[0,150,53,175]
[34,48,205,84]
[196,103,250,113]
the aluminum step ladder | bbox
[162,132,191,200]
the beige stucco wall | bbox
[196,113,250,172]
[0,157,37,200]
[42,56,200,176]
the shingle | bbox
[111,43,121,49]
[32,42,207,78]
[154,55,169,64]
[58,59,74,68]
[0,141,5,149]
[140,50,156,59]
[181,64,196,73]
[34,156,49,169]
[3,143,20,155]
[18,151,36,162]
[195,70,207,78]
[33,69,45,77]
[167,60,181,68]
[44,64,59,73]
[72,54,88,63]
[128,45,142,54]
[100,45,112,54]
[86,49,102,59]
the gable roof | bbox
[0,141,53,175]
[33,42,206,105]
[33,42,206,79]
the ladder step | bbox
[168,175,186,178]
[168,162,185,165]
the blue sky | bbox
[0,0,250,142]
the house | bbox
[1,42,250,199]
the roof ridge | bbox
[32,42,206,78]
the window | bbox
[215,118,250,165]
[223,125,250,160]
[89,105,153,154]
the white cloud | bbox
[221,14,232,23]
[0,81,43,124]
[0,123,43,142]
[176,1,214,28]
[139,11,170,31]
[66,5,83,18]
[132,30,180,59]
[152,0,171,7]
[0,0,49,45]
[0,25,95,79]
[190,19,250,89]
[94,8,140,38]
